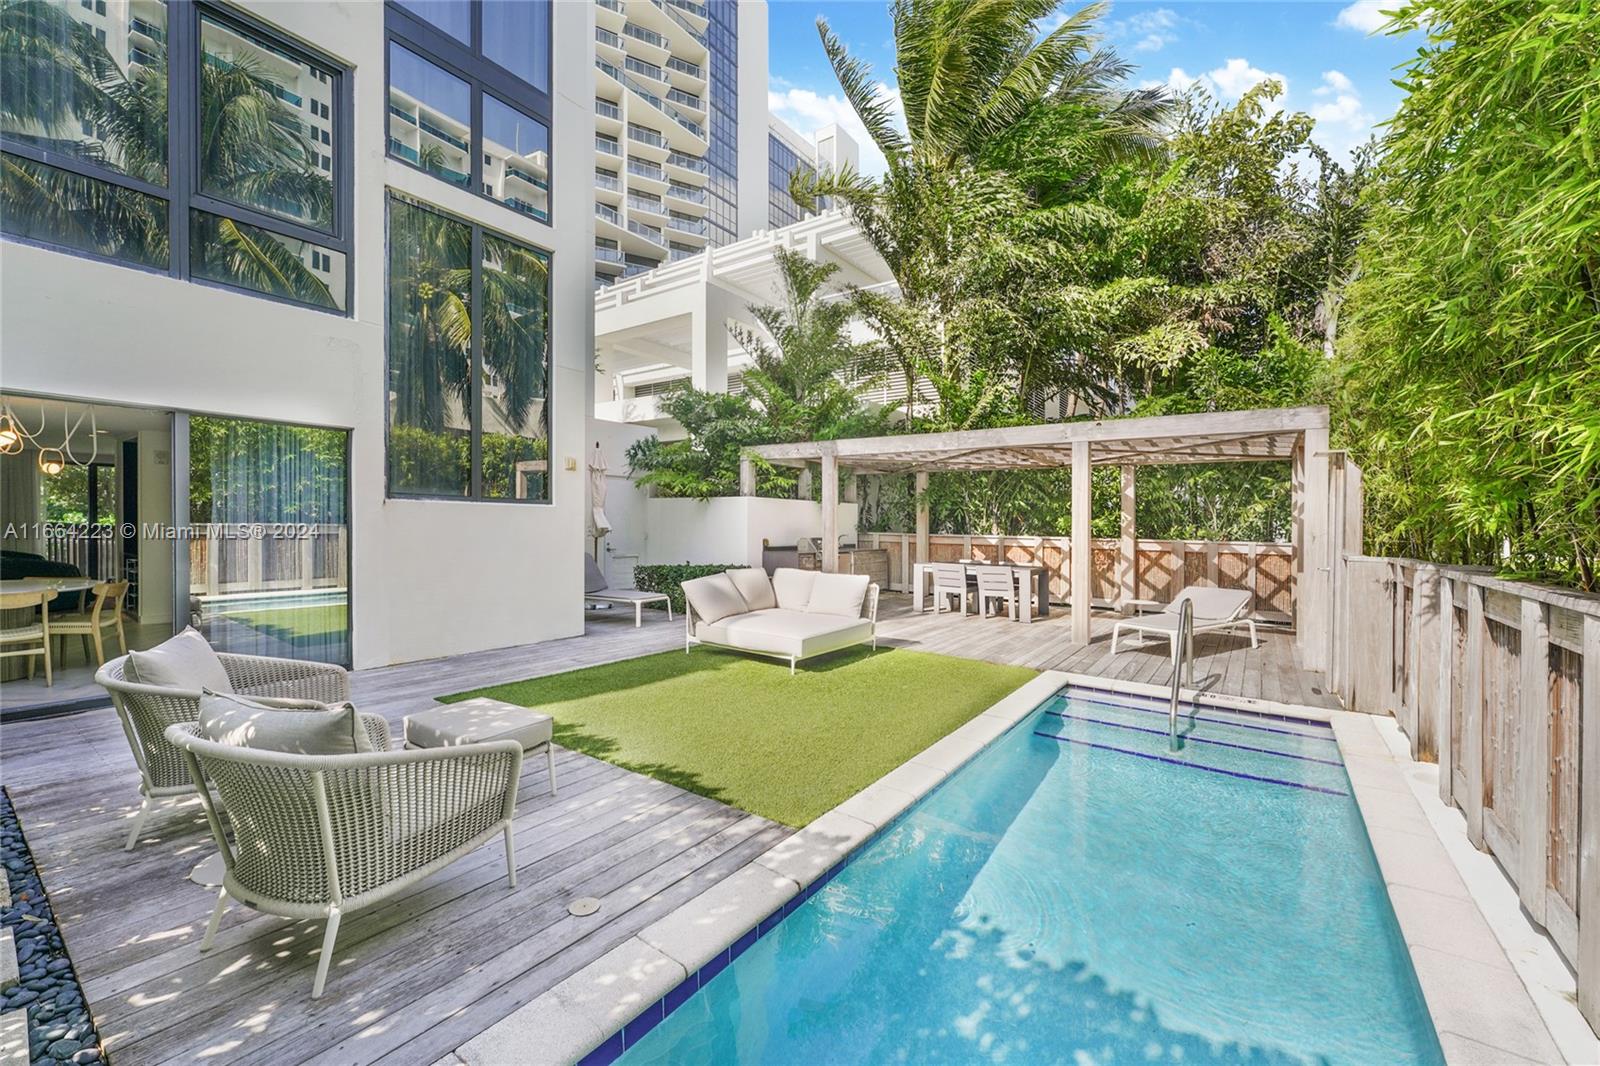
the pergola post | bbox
[1117,465,1136,612]
[914,471,929,566]
[797,467,813,500]
[1071,440,1092,645]
[1300,425,1332,671]
[738,455,755,496]
[820,448,840,573]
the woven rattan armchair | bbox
[96,652,388,850]
[166,723,522,998]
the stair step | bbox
[0,1007,26,1066]
[0,929,15,992]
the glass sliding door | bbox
[186,415,350,665]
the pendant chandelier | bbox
[0,402,101,473]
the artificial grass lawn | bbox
[443,647,1037,827]
[224,604,347,643]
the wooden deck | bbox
[0,597,1334,1066]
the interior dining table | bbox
[1,576,102,681]
[910,560,1052,622]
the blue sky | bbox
[766,1,1421,174]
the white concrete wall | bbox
[0,0,596,668]
[735,0,770,239]
[643,496,859,568]
[134,429,172,626]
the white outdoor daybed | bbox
[1110,587,1258,663]
[682,566,878,674]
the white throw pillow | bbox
[805,572,871,618]
[681,572,749,624]
[771,567,817,610]
[125,627,233,693]
[198,690,378,755]
[725,567,776,611]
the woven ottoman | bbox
[404,697,557,795]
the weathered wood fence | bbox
[1333,556,1600,1031]
[187,524,348,597]
[858,532,1295,622]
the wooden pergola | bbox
[742,405,1356,671]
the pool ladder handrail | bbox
[1169,597,1194,751]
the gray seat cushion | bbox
[198,690,378,754]
[405,698,553,751]
[126,627,233,693]
[698,608,872,660]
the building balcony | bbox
[668,215,707,237]
[595,27,622,50]
[666,88,704,113]
[627,219,665,246]
[595,245,624,264]
[506,166,547,189]
[627,124,665,149]
[627,194,667,216]
[666,56,702,79]
[505,197,549,222]
[625,57,666,83]
[665,151,707,175]
[666,182,706,205]
[419,116,467,152]
[627,159,666,183]
[623,22,669,50]
[389,138,420,165]
[596,202,621,225]
[389,103,418,125]
[596,99,620,121]
[129,16,165,42]
[594,170,621,192]
[596,136,621,156]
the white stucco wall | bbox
[643,497,860,568]
[0,0,596,668]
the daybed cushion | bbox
[405,698,552,751]
[1170,587,1251,620]
[771,567,817,610]
[198,690,378,755]
[682,572,748,624]
[725,567,776,611]
[697,608,872,660]
[125,627,233,693]
[805,572,870,618]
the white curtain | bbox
[0,451,42,554]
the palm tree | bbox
[792,1,1172,425]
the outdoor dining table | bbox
[910,561,1051,622]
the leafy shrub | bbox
[633,563,744,614]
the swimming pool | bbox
[611,683,1444,1065]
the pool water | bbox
[617,685,1444,1065]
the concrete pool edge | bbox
[1332,712,1570,1064]
[442,670,1072,1066]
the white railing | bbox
[1333,556,1600,1032]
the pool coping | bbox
[441,673,1572,1066]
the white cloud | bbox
[1335,1,1389,33]
[1109,8,1183,53]
[1315,69,1355,95]
[1208,57,1288,99]
[768,83,904,179]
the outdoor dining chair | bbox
[973,565,1020,621]
[930,563,970,615]
[52,579,129,666]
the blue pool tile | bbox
[757,910,782,938]
[664,976,697,1014]
[623,1001,664,1047]
[577,1030,624,1066]
[697,947,731,984]
[731,928,758,958]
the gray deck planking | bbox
[0,597,1336,1066]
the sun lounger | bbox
[584,555,672,627]
[1110,587,1257,663]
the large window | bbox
[387,195,551,503]
[385,1,552,225]
[0,1,352,312]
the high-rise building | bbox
[767,116,859,229]
[592,0,767,287]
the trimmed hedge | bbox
[633,563,743,614]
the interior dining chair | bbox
[53,580,129,667]
[0,589,56,686]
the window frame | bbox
[383,191,555,506]
[384,1,553,227]
[0,0,355,316]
